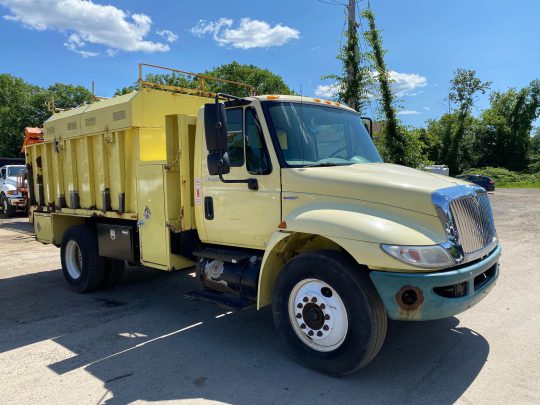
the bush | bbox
[463,167,540,188]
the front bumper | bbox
[369,244,501,321]
[7,197,27,210]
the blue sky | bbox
[1,0,539,127]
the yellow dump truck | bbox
[25,65,501,375]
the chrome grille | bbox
[450,193,496,255]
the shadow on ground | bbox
[0,264,490,404]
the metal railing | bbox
[138,63,255,98]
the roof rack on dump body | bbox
[137,63,255,99]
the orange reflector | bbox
[313,98,321,102]
[278,221,287,229]
[324,100,332,105]
[334,102,341,106]
[267,95,280,99]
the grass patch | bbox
[463,167,540,188]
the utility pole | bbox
[346,0,357,108]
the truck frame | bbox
[25,64,501,375]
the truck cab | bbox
[0,164,27,217]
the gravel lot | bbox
[1,189,539,404]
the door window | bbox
[245,108,271,175]
[225,108,244,166]
[224,106,271,175]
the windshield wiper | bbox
[304,162,347,167]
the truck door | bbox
[201,105,281,249]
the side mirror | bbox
[204,103,228,152]
[360,116,373,138]
[207,152,230,176]
[204,103,230,175]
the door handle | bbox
[204,196,214,220]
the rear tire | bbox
[1,195,15,218]
[60,225,105,293]
[272,250,387,376]
[102,259,125,288]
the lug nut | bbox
[317,331,323,337]
[303,297,309,303]
[296,313,302,319]
[300,323,306,329]
[324,314,330,320]
[323,325,329,331]
[297,303,303,309]
[308,330,314,336]
[320,303,326,309]
[311,297,317,303]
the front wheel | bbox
[1,195,15,218]
[272,250,387,376]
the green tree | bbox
[447,69,490,174]
[0,74,42,157]
[473,81,540,171]
[0,75,93,157]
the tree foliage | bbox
[472,81,540,171]
[446,69,491,174]
[0,74,93,157]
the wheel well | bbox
[257,232,360,308]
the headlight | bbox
[381,244,455,268]
[7,190,17,196]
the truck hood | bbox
[3,176,18,189]
[281,163,467,216]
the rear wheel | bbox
[272,250,387,376]
[61,225,104,293]
[1,195,15,218]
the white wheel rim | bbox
[65,240,83,280]
[288,278,348,352]
[2,199,7,212]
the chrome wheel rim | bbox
[288,278,348,352]
[65,240,83,280]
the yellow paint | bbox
[34,213,53,243]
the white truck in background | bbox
[0,164,27,217]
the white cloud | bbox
[190,18,300,49]
[156,29,178,43]
[315,83,340,98]
[1,0,171,56]
[389,71,427,97]
[64,33,98,58]
[397,109,420,115]
[316,70,427,102]
[423,106,430,111]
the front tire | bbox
[1,195,15,218]
[272,250,387,376]
[61,225,105,293]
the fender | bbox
[257,202,447,308]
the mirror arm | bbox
[218,174,258,191]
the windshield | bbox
[8,167,26,177]
[264,102,382,167]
